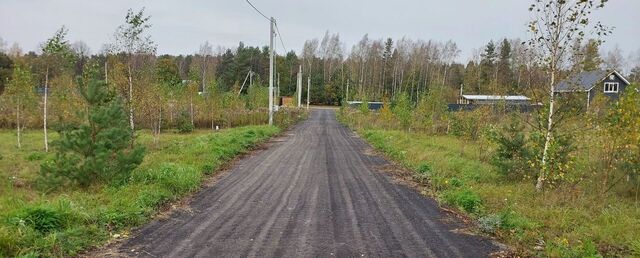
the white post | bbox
[268,17,275,125]
[346,80,349,102]
[297,65,302,107]
[307,76,310,109]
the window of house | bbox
[604,82,619,93]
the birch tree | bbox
[527,0,610,191]
[41,26,72,152]
[4,66,37,148]
[198,41,213,93]
[110,8,157,132]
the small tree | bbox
[392,92,412,130]
[4,66,37,148]
[526,0,610,191]
[110,8,157,132]
[602,85,640,195]
[41,26,73,152]
[488,114,532,179]
[40,68,145,188]
[414,89,447,134]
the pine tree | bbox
[480,41,497,92]
[40,66,145,188]
[497,39,513,93]
[582,39,602,71]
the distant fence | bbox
[346,101,384,110]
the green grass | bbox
[359,129,640,257]
[0,126,280,257]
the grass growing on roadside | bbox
[360,129,640,257]
[0,126,279,257]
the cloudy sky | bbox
[1,0,638,65]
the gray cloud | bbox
[1,0,638,63]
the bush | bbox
[443,188,482,214]
[487,114,532,180]
[26,152,46,161]
[177,111,194,133]
[20,207,63,234]
[40,70,145,188]
[478,214,502,234]
[414,162,432,183]
[392,92,412,130]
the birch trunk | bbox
[190,96,194,126]
[127,64,135,131]
[16,99,21,149]
[43,66,49,152]
[105,60,108,84]
[536,62,556,191]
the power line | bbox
[274,23,288,53]
[245,0,287,54]
[246,0,270,21]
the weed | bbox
[478,214,502,234]
[443,189,482,214]
[25,152,45,161]
[20,207,63,234]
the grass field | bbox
[359,129,640,257]
[0,126,280,257]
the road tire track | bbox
[116,109,498,257]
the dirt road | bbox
[118,109,498,257]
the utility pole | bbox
[307,76,310,109]
[277,73,280,107]
[346,80,349,102]
[297,65,302,108]
[268,17,275,125]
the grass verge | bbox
[0,126,280,257]
[358,129,640,257]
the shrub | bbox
[26,152,46,161]
[20,207,63,234]
[478,214,502,234]
[40,70,145,188]
[530,131,576,186]
[443,188,482,214]
[487,114,532,180]
[449,177,464,187]
[359,97,369,115]
[417,162,432,175]
[392,92,412,130]
[413,89,448,133]
[414,162,432,183]
[177,111,194,133]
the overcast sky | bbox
[1,0,638,65]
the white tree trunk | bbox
[105,60,108,84]
[190,96,194,126]
[16,100,21,149]
[43,67,49,152]
[128,64,135,131]
[442,65,448,86]
[536,66,556,191]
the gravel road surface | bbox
[117,108,498,257]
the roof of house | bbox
[346,101,384,105]
[554,69,630,92]
[461,95,530,101]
